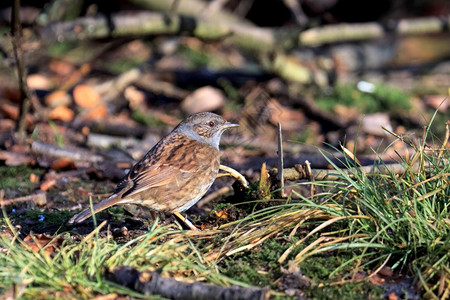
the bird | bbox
[68,112,239,230]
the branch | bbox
[108,266,270,300]
[41,10,450,84]
[31,141,104,163]
[1,192,47,207]
[11,0,32,141]
[42,11,450,50]
[299,16,450,45]
[270,160,448,182]
[41,11,279,52]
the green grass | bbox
[0,119,448,299]
[316,83,411,114]
[0,165,42,192]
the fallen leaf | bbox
[73,84,101,108]
[29,173,40,183]
[49,106,74,122]
[424,95,448,112]
[362,113,392,136]
[82,103,107,120]
[23,233,64,255]
[49,60,75,76]
[45,90,71,108]
[40,178,56,191]
[50,158,76,170]
[27,74,51,90]
[267,98,305,131]
[124,86,146,109]
[378,266,394,277]
[388,292,398,300]
[76,186,90,197]
[369,274,385,285]
[181,86,225,114]
[0,103,34,125]
[0,150,34,166]
[215,210,228,219]
[92,294,119,300]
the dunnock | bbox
[69,112,239,230]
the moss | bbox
[131,109,166,127]
[304,282,384,300]
[316,83,411,115]
[8,209,73,232]
[221,239,291,288]
[222,259,271,287]
[0,165,43,193]
[104,57,145,74]
[299,254,353,281]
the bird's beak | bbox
[221,122,239,130]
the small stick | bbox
[109,266,269,300]
[1,192,47,206]
[31,141,104,163]
[277,122,285,198]
[218,165,249,188]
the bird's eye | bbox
[208,121,215,127]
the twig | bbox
[11,0,32,141]
[42,10,450,49]
[1,192,47,206]
[94,68,142,102]
[200,0,229,19]
[283,0,308,25]
[135,75,189,100]
[0,150,34,166]
[270,159,448,182]
[108,266,270,300]
[276,122,285,198]
[31,141,104,163]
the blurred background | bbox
[0,0,449,178]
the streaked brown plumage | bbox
[69,112,238,227]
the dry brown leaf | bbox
[40,178,56,191]
[424,95,448,112]
[0,103,34,125]
[27,74,51,90]
[75,186,90,197]
[82,103,107,120]
[73,84,101,108]
[124,86,146,109]
[388,292,398,300]
[215,210,229,219]
[0,150,34,166]
[50,158,76,170]
[181,86,225,114]
[45,90,71,108]
[92,293,120,300]
[29,173,40,183]
[49,106,74,122]
[23,233,64,255]
[267,98,305,131]
[49,60,75,76]
[378,266,394,277]
[369,274,385,285]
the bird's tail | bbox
[68,194,122,224]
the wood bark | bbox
[108,266,270,300]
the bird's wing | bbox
[116,136,212,198]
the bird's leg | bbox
[150,210,156,221]
[148,210,160,228]
[217,165,249,188]
[173,211,199,231]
